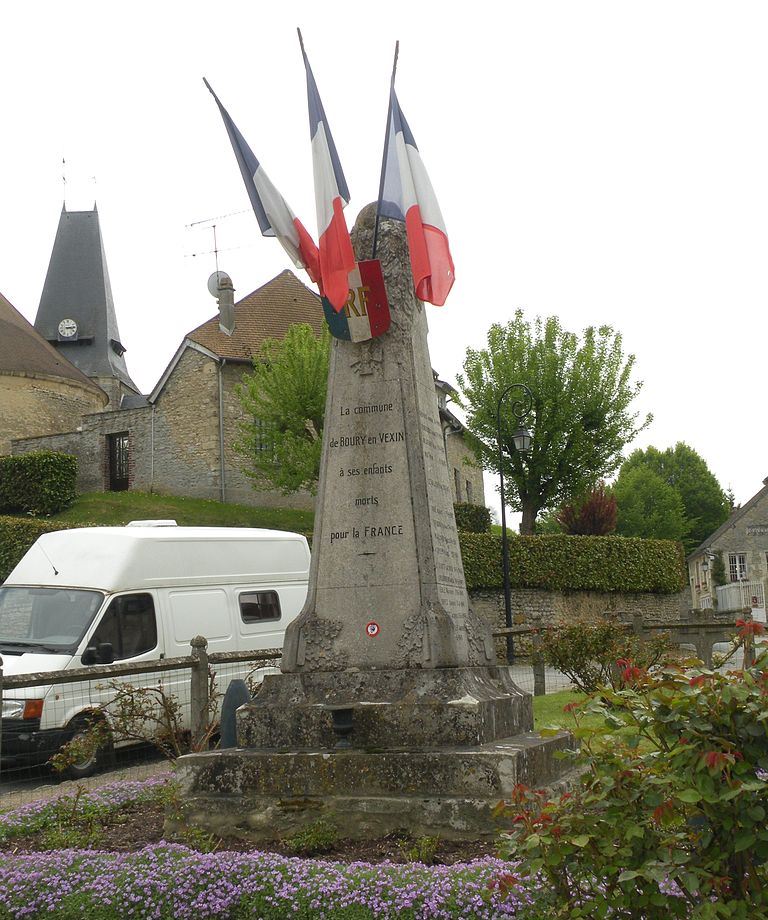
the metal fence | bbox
[0,610,756,807]
[0,640,281,807]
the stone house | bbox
[688,476,768,620]
[13,268,485,511]
[0,291,108,455]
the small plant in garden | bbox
[538,614,671,693]
[398,833,441,865]
[283,816,340,855]
[50,670,220,774]
[496,624,768,918]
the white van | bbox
[0,524,309,776]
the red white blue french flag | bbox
[299,36,356,312]
[378,87,455,306]
[204,78,320,284]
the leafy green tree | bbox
[620,443,730,550]
[456,311,651,534]
[613,466,688,541]
[234,324,330,494]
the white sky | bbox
[1,1,766,520]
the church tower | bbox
[34,205,140,407]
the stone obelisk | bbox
[281,204,494,674]
[173,206,574,841]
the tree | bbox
[557,482,617,535]
[619,443,730,550]
[613,466,688,541]
[234,324,330,494]
[456,311,651,534]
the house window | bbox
[729,553,748,582]
[239,591,281,624]
[90,593,157,660]
[466,480,473,504]
[252,418,271,453]
[454,468,462,502]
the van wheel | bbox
[63,714,113,780]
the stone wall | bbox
[444,429,485,506]
[0,373,105,455]
[13,406,152,493]
[471,586,691,658]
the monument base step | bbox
[172,731,577,842]
[237,666,534,750]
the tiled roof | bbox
[688,477,768,560]
[0,291,107,398]
[186,270,325,362]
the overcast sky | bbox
[1,1,766,518]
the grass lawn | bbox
[532,688,602,733]
[47,491,315,533]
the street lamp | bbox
[496,383,533,664]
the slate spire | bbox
[34,204,139,402]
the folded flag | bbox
[298,34,356,312]
[378,87,455,306]
[322,260,391,343]
[204,78,320,284]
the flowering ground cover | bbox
[0,775,544,919]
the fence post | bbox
[190,636,210,751]
[0,654,3,775]
[531,625,546,697]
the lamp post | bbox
[496,383,533,664]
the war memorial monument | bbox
[173,205,574,841]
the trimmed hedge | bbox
[0,451,78,515]
[459,532,686,594]
[1,519,685,595]
[453,503,491,533]
[0,516,61,582]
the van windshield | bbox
[0,587,105,655]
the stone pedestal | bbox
[173,205,575,842]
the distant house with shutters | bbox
[10,206,484,510]
[688,476,768,621]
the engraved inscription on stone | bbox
[317,383,419,590]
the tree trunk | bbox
[520,502,537,535]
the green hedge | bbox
[459,532,686,594]
[0,516,61,581]
[453,503,491,533]
[0,451,78,515]
[1,519,685,595]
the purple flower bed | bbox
[0,776,544,918]
[0,846,539,918]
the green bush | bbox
[538,615,671,693]
[0,451,78,515]
[0,516,60,581]
[459,532,686,594]
[496,629,768,918]
[453,502,491,533]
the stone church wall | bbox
[0,373,105,456]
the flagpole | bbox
[372,41,399,259]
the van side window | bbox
[90,593,157,660]
[239,591,281,624]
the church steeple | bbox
[34,204,139,406]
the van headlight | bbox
[2,700,25,720]
[2,699,43,720]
